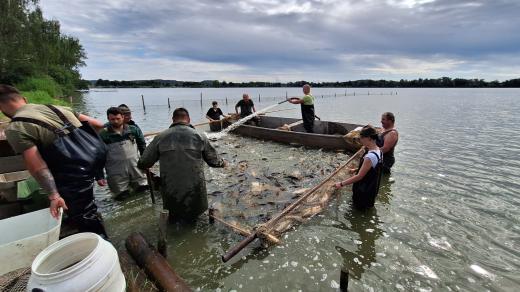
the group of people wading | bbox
[0,83,397,238]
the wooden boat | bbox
[231,116,363,152]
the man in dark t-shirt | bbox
[235,94,259,125]
[206,101,226,131]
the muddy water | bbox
[82,88,520,291]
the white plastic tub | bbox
[0,208,61,275]
[27,232,126,292]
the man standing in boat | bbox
[206,101,227,131]
[0,85,109,237]
[235,94,259,125]
[288,84,316,133]
[98,107,147,200]
[137,108,226,223]
[377,112,398,174]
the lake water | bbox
[80,88,520,291]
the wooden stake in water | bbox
[258,94,261,103]
[168,97,171,109]
[141,95,146,112]
[226,97,228,105]
[158,210,169,258]
[340,268,349,291]
[200,92,203,107]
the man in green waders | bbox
[137,108,226,223]
[98,107,147,200]
[288,84,316,133]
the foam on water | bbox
[206,103,281,140]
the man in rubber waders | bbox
[376,112,398,174]
[137,108,227,223]
[0,85,109,238]
[288,84,316,133]
[118,104,142,131]
[235,94,259,126]
[98,107,147,200]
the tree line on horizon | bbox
[93,77,520,88]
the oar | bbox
[221,148,364,262]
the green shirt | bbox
[5,104,81,154]
[302,94,315,105]
[99,124,146,154]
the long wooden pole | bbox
[221,148,364,262]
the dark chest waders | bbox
[352,151,383,210]
[12,105,108,237]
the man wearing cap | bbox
[98,107,147,200]
[118,104,142,131]
[138,108,226,223]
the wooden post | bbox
[345,90,347,96]
[226,97,228,105]
[167,98,171,109]
[340,268,349,291]
[334,93,337,97]
[68,96,73,104]
[126,232,191,292]
[141,95,146,112]
[157,210,169,258]
[368,91,370,95]
[208,209,215,224]
[200,92,203,107]
[285,91,288,99]
[258,94,261,103]
[354,92,356,96]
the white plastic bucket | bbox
[0,208,61,275]
[27,232,126,292]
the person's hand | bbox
[348,168,357,174]
[97,179,107,186]
[49,192,68,219]
[334,182,343,189]
[222,160,229,168]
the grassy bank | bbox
[0,76,70,121]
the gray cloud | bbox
[41,0,520,81]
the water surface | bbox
[81,88,520,291]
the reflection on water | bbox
[336,207,382,281]
[82,88,520,291]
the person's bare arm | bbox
[335,158,372,188]
[23,146,67,218]
[78,114,104,131]
[206,115,214,121]
[253,106,256,112]
[288,98,304,104]
[380,131,398,154]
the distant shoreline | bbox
[90,77,520,88]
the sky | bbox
[40,0,520,82]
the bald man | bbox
[288,84,316,133]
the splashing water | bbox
[206,102,283,140]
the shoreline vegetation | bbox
[1,0,87,111]
[92,77,520,88]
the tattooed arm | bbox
[23,146,68,218]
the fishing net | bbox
[208,135,363,244]
[0,267,30,292]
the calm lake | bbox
[79,88,520,291]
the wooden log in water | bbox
[157,210,169,258]
[125,232,191,292]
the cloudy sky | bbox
[41,0,520,81]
